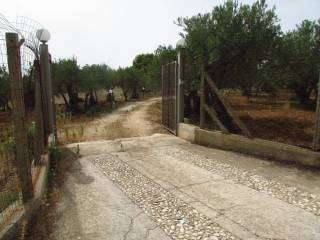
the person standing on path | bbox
[142,87,146,99]
[107,87,115,109]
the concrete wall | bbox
[178,123,197,143]
[177,123,320,168]
[195,128,320,168]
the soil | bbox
[225,94,315,149]
[57,98,167,144]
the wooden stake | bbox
[204,104,229,133]
[204,72,251,138]
[6,33,33,202]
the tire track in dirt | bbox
[83,98,167,141]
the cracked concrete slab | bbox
[180,181,320,239]
[57,134,320,240]
[127,154,223,189]
[48,153,170,240]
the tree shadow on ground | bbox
[26,148,83,240]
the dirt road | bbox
[81,97,166,140]
[29,98,320,240]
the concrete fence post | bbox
[177,48,185,124]
[40,43,55,139]
[49,54,57,140]
[34,59,45,164]
[6,32,34,202]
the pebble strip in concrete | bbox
[92,154,237,240]
[159,147,320,216]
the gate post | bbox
[6,32,34,202]
[177,39,186,127]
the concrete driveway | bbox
[46,134,320,240]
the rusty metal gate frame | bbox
[162,61,178,135]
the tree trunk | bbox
[94,91,98,103]
[243,87,252,101]
[89,92,97,106]
[60,92,70,110]
[122,88,128,101]
[295,86,312,106]
[67,85,80,113]
[84,93,90,110]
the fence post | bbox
[49,54,57,140]
[313,74,320,151]
[40,43,55,140]
[200,65,205,129]
[6,32,34,202]
[39,52,49,140]
[34,59,45,164]
[177,48,185,124]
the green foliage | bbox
[279,20,320,105]
[52,58,82,113]
[50,0,320,111]
[27,121,36,139]
[81,64,114,109]
[0,66,10,111]
[0,191,20,212]
[177,0,281,97]
[0,122,36,163]
[0,135,15,154]
[114,66,143,100]
[52,59,116,112]
[48,146,61,163]
[132,45,176,93]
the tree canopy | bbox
[176,0,320,105]
[48,0,320,113]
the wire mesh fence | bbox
[0,118,23,228]
[0,13,53,232]
[0,16,23,228]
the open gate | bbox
[162,61,177,135]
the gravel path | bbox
[93,153,237,240]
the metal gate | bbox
[162,61,177,135]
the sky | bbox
[2,0,320,68]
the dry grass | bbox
[0,119,21,219]
[225,93,315,149]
